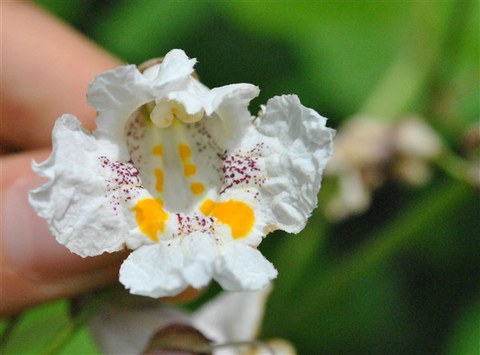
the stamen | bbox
[148,99,204,128]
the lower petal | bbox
[119,233,217,297]
[213,243,277,291]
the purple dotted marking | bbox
[99,156,143,213]
[175,213,216,237]
[219,143,266,195]
[125,110,147,166]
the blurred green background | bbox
[2,1,479,354]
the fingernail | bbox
[2,176,86,279]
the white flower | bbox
[29,49,334,297]
[90,287,295,354]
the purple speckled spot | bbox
[176,213,216,237]
[99,156,143,214]
[219,143,266,195]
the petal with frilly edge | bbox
[29,114,141,257]
[120,232,218,297]
[254,95,335,233]
[214,243,277,291]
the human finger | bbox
[0,2,121,150]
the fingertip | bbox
[0,264,121,317]
[1,2,121,149]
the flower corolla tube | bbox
[29,49,334,298]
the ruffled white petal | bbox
[150,49,196,84]
[255,95,334,233]
[207,84,259,148]
[208,83,259,116]
[120,233,218,297]
[89,50,197,141]
[29,115,135,257]
[214,243,277,291]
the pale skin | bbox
[0,2,197,317]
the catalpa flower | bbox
[29,49,334,298]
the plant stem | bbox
[360,1,452,120]
[435,149,477,187]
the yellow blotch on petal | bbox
[184,164,197,177]
[190,182,205,195]
[133,198,168,241]
[154,169,164,193]
[152,144,163,156]
[200,199,215,215]
[200,199,254,239]
[179,144,191,161]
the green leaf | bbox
[218,1,412,117]
[446,300,480,355]
[88,0,209,63]
[1,301,69,354]
[263,180,472,353]
[35,0,91,24]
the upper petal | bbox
[88,65,151,142]
[89,50,197,142]
[207,83,259,116]
[149,49,196,84]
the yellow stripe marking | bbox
[154,169,164,193]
